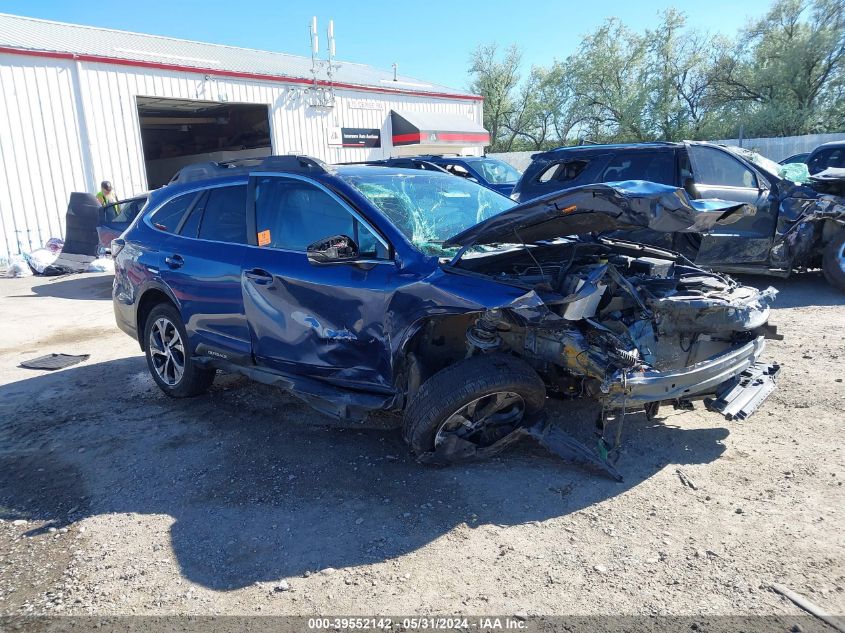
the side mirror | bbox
[307,235,360,265]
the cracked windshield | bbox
[342,172,515,255]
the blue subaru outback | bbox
[112,156,779,475]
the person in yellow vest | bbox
[96,181,117,206]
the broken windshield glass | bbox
[341,172,515,256]
[723,145,782,179]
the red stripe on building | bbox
[0,46,484,102]
[392,132,490,144]
[392,132,427,143]
[436,132,490,143]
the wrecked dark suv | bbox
[513,141,845,292]
[113,156,779,477]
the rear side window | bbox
[197,185,248,244]
[598,151,674,184]
[537,160,589,183]
[149,192,197,233]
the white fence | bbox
[712,132,845,162]
[490,132,845,171]
[488,151,536,171]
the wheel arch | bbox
[391,306,536,406]
[391,311,480,405]
[136,284,180,351]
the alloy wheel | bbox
[434,391,525,449]
[148,317,185,386]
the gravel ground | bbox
[0,271,842,620]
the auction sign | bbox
[328,127,381,148]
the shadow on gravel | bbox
[0,356,729,590]
[8,274,113,301]
[735,270,844,309]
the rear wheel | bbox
[403,354,546,461]
[822,229,845,292]
[143,303,215,397]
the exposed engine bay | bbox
[455,237,778,410]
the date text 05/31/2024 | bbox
[307,617,527,630]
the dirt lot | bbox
[0,271,842,620]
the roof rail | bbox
[260,155,333,174]
[168,161,244,185]
[168,154,332,185]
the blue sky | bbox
[3,0,774,90]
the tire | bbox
[403,354,546,460]
[143,303,215,397]
[822,229,845,293]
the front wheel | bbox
[822,229,845,292]
[403,354,546,462]
[143,303,215,397]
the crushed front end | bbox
[463,239,780,416]
[451,238,781,475]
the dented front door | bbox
[240,174,408,390]
[685,143,778,265]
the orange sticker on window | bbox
[257,230,271,246]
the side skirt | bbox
[193,356,398,419]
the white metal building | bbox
[0,13,488,262]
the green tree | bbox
[643,9,718,139]
[500,67,563,150]
[710,0,845,135]
[467,0,845,149]
[468,43,522,151]
[566,18,651,141]
[534,63,585,148]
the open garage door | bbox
[137,97,272,188]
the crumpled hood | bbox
[443,180,750,248]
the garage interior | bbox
[136,97,273,188]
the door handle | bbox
[245,268,273,285]
[165,254,184,269]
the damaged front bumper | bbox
[603,336,772,410]
[421,337,779,483]
[704,362,781,420]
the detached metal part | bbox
[704,362,781,421]
[524,418,623,482]
[418,413,624,482]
